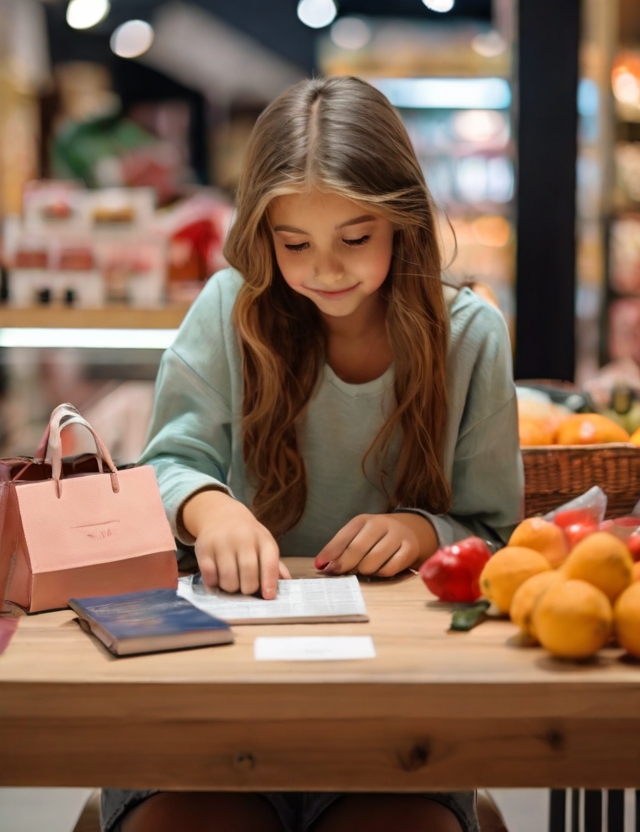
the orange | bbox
[556,413,630,445]
[633,561,640,583]
[518,399,569,436]
[479,546,552,614]
[560,531,633,603]
[510,570,564,641]
[519,417,555,447]
[533,579,613,659]
[613,582,640,657]
[509,517,569,568]
[631,426,640,447]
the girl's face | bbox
[269,189,394,321]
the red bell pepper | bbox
[419,536,492,603]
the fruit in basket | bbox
[419,537,491,603]
[632,561,640,582]
[517,399,570,446]
[479,547,551,614]
[556,413,630,445]
[509,570,564,640]
[518,417,556,447]
[508,517,569,568]
[553,508,600,547]
[533,579,613,659]
[631,426,640,447]
[560,532,633,603]
[613,582,640,657]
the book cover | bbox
[69,588,234,656]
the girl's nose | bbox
[314,253,344,284]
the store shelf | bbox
[0,305,190,329]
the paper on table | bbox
[254,635,376,661]
[177,574,369,624]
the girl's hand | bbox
[182,490,291,599]
[314,513,438,578]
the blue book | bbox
[69,588,234,656]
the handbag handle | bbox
[34,403,83,462]
[35,405,120,498]
[49,415,120,497]
[12,404,99,483]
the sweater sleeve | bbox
[138,270,239,546]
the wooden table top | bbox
[1,558,640,791]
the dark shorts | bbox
[101,788,479,832]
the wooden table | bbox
[1,558,640,791]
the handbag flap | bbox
[15,465,176,573]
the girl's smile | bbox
[307,283,360,300]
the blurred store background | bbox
[0,0,639,460]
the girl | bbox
[102,76,522,832]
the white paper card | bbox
[177,575,368,624]
[254,635,376,661]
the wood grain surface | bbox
[1,558,640,789]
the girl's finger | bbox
[278,559,292,580]
[372,540,414,578]
[356,536,403,576]
[237,547,261,596]
[326,522,387,575]
[258,537,281,600]
[215,547,241,594]
[315,515,368,569]
[196,552,219,589]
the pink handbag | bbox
[0,404,178,613]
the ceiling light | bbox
[297,0,337,29]
[111,20,155,59]
[330,17,372,50]
[66,0,110,30]
[422,0,455,12]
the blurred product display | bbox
[597,42,640,394]
[50,62,192,201]
[319,19,516,326]
[3,181,232,309]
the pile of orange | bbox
[479,517,640,660]
[517,401,640,448]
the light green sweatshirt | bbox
[139,268,524,559]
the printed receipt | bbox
[177,574,369,624]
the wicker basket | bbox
[522,443,640,518]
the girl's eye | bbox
[284,242,309,252]
[343,235,370,247]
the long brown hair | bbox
[224,76,452,539]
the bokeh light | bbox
[297,0,337,29]
[422,0,455,13]
[66,0,110,30]
[111,20,155,59]
[330,17,371,51]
